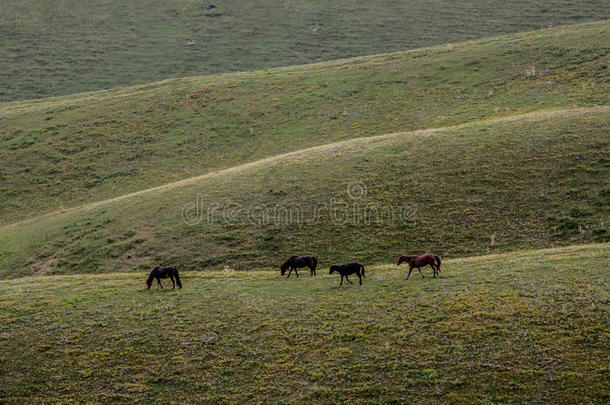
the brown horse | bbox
[281,255,318,278]
[396,253,441,279]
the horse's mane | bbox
[397,255,414,264]
[284,256,298,265]
[147,267,159,282]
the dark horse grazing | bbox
[329,263,365,286]
[280,255,318,278]
[146,266,182,289]
[397,253,441,279]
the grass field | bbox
[2,6,609,404]
[0,105,608,278]
[2,0,610,101]
[0,243,607,403]
[2,21,609,225]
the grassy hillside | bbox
[1,21,610,224]
[0,244,607,403]
[1,106,608,278]
[2,1,610,101]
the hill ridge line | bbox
[3,242,608,281]
[2,19,608,114]
[2,104,607,230]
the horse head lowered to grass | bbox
[146,266,182,289]
[280,255,318,278]
[329,262,365,286]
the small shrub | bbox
[568,207,591,218]
[593,228,609,242]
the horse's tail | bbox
[174,269,183,288]
[360,264,365,277]
[434,255,441,270]
[312,256,318,270]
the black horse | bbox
[146,266,182,289]
[329,263,365,286]
[280,255,318,278]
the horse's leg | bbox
[346,275,353,284]
[407,267,413,280]
[417,267,424,278]
[340,275,343,285]
[157,278,163,289]
[358,272,362,285]
[287,268,292,278]
[170,274,175,289]
[295,268,299,278]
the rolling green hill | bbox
[0,243,608,403]
[2,11,609,404]
[2,21,609,225]
[2,0,610,101]
[1,105,608,278]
